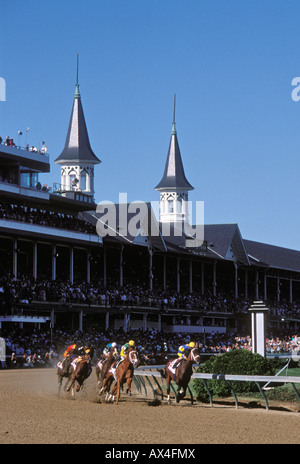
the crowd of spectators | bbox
[0,201,96,234]
[0,135,47,154]
[0,274,254,313]
[1,274,300,321]
[1,325,299,370]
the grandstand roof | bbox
[244,239,300,272]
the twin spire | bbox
[55,57,193,205]
[155,94,194,192]
[55,54,101,165]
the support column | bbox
[124,313,130,332]
[255,271,259,300]
[245,269,248,298]
[105,311,109,330]
[149,247,153,291]
[158,313,161,332]
[13,239,18,280]
[290,278,293,304]
[201,262,205,294]
[79,310,83,331]
[52,245,57,281]
[33,242,37,280]
[87,251,91,284]
[163,255,167,291]
[234,262,238,299]
[189,260,193,294]
[143,313,147,332]
[277,277,280,302]
[213,261,217,297]
[103,247,107,288]
[69,247,74,284]
[264,274,267,301]
[120,246,124,288]
[177,257,180,293]
[51,309,55,329]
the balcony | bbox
[0,142,50,173]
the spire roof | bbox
[155,95,194,191]
[55,55,101,166]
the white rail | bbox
[133,365,300,410]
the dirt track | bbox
[0,368,299,445]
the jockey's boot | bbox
[173,358,181,370]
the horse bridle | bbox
[128,350,139,367]
[191,348,201,364]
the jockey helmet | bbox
[129,340,135,347]
[112,342,117,347]
[189,342,195,348]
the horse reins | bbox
[191,348,200,364]
[129,350,138,366]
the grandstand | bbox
[0,76,299,340]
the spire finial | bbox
[172,93,176,134]
[75,53,80,99]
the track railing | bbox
[133,365,300,411]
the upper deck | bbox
[0,142,50,173]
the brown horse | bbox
[96,346,119,393]
[66,347,94,397]
[164,347,201,404]
[104,349,139,405]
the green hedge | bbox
[192,349,277,399]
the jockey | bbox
[62,343,78,374]
[111,340,135,378]
[103,342,118,358]
[120,340,135,359]
[76,345,93,363]
[102,342,118,367]
[63,343,78,358]
[173,342,195,369]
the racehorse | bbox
[66,347,95,398]
[103,349,140,405]
[96,346,119,392]
[163,347,201,404]
[57,358,75,396]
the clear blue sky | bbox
[1,0,300,250]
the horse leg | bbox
[101,373,112,396]
[126,376,132,396]
[66,373,76,397]
[166,374,171,404]
[176,383,187,403]
[115,380,122,405]
[57,371,62,396]
[107,382,117,403]
[96,366,100,385]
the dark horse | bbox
[57,358,76,395]
[96,346,119,393]
[103,348,140,405]
[163,347,201,404]
[66,347,95,397]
